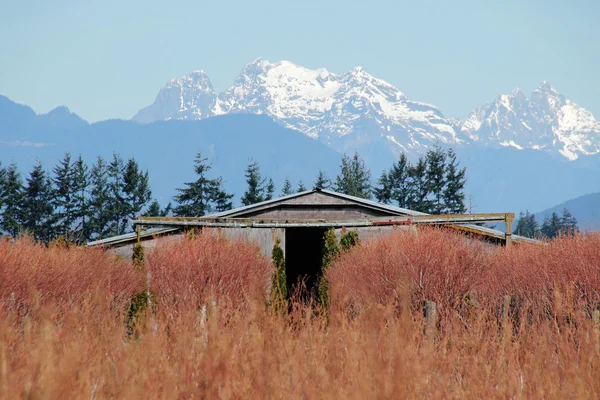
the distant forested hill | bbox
[535,193,600,231]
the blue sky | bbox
[1,0,598,122]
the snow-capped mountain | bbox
[459,82,600,160]
[133,58,459,156]
[133,71,217,123]
[133,59,600,161]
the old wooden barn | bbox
[88,188,536,293]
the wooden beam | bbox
[505,213,514,247]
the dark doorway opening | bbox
[285,227,327,298]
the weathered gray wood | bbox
[424,300,437,342]
[227,191,406,219]
[283,192,357,206]
[240,206,392,220]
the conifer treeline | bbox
[513,209,578,239]
[0,154,151,244]
[0,146,486,243]
[372,146,467,214]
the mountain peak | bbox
[461,81,600,160]
[242,57,271,71]
[39,106,88,127]
[188,70,209,77]
[535,81,557,94]
[249,56,266,64]
[133,58,457,153]
[46,105,71,115]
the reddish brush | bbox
[486,232,600,313]
[327,227,493,316]
[0,236,142,316]
[147,233,272,310]
[328,227,600,321]
[2,231,600,397]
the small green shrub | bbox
[270,238,288,313]
[317,228,341,312]
[126,289,156,338]
[340,230,360,252]
[132,242,145,268]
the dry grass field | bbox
[1,229,599,398]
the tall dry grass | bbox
[329,227,600,322]
[328,227,493,317]
[0,236,142,317]
[147,233,272,311]
[0,229,599,398]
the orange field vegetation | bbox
[1,229,599,398]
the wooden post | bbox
[136,225,142,244]
[502,295,512,322]
[594,309,600,353]
[424,300,437,343]
[505,213,514,247]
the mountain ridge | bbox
[460,81,600,160]
[133,58,459,157]
[133,59,600,161]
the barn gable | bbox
[205,189,424,221]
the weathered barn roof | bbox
[88,188,539,247]
[204,189,428,219]
[87,227,180,247]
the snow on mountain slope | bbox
[134,71,217,124]
[133,60,600,161]
[459,82,600,160]
[133,58,459,156]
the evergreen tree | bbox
[296,180,307,193]
[442,148,467,214]
[107,153,127,235]
[334,153,371,199]
[123,157,151,224]
[389,153,411,208]
[313,170,331,190]
[0,163,6,230]
[560,208,578,236]
[241,160,272,206]
[407,157,429,212]
[173,153,214,216]
[513,210,540,239]
[425,145,447,214]
[143,200,172,217]
[174,153,233,216]
[541,212,562,239]
[72,155,90,243]
[23,162,55,242]
[212,177,234,212]
[335,154,353,196]
[1,164,25,237]
[265,178,275,201]
[88,156,113,239]
[52,153,78,241]
[374,170,392,204]
[281,178,294,196]
[3,164,25,235]
[144,200,162,217]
